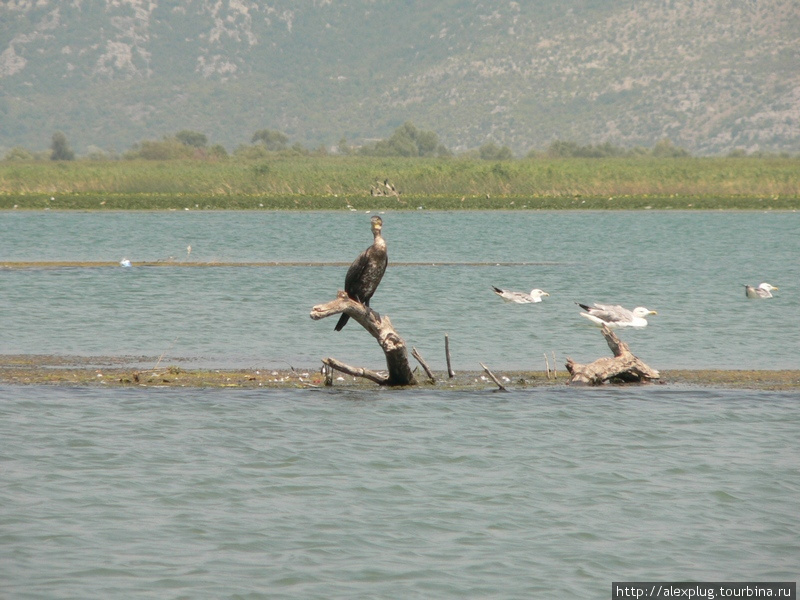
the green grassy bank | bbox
[1,156,798,210]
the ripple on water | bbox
[1,381,799,598]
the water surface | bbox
[2,210,798,599]
[1,210,797,370]
[2,385,798,599]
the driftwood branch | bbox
[311,291,416,386]
[321,357,387,385]
[411,347,436,383]
[566,325,659,385]
[480,362,509,392]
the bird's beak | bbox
[773,286,779,290]
[649,310,658,315]
[543,292,550,296]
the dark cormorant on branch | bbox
[334,215,388,331]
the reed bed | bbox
[1,156,798,210]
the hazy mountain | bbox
[1,0,798,156]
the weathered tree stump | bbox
[310,291,416,386]
[566,325,659,385]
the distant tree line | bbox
[535,138,690,158]
[355,122,451,158]
[125,130,228,160]
[3,123,796,162]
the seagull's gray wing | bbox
[590,303,635,323]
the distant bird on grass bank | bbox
[577,302,657,328]
[492,286,550,304]
[745,283,778,299]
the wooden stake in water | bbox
[445,334,455,378]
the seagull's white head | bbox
[632,307,657,318]
[758,283,778,292]
[530,289,550,299]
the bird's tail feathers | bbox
[334,313,350,331]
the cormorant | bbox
[334,215,388,331]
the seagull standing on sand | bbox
[745,283,778,299]
[120,258,132,267]
[577,302,657,328]
[492,286,550,304]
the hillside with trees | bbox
[1,0,798,157]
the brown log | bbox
[310,291,416,386]
[565,325,660,385]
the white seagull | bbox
[577,302,657,328]
[745,283,778,299]
[492,286,550,304]
[120,258,132,268]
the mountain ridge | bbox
[2,0,798,156]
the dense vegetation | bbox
[1,153,797,211]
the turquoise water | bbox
[2,385,798,599]
[1,211,799,599]
[1,210,798,370]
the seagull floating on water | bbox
[577,302,657,328]
[745,283,778,299]
[492,286,550,304]
[119,258,132,268]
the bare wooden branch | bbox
[320,362,334,386]
[445,334,455,378]
[480,362,509,392]
[321,357,387,385]
[566,325,660,385]
[311,291,416,386]
[310,290,366,322]
[411,347,436,383]
[544,352,551,379]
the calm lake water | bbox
[2,385,798,599]
[1,210,798,370]
[1,210,799,598]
